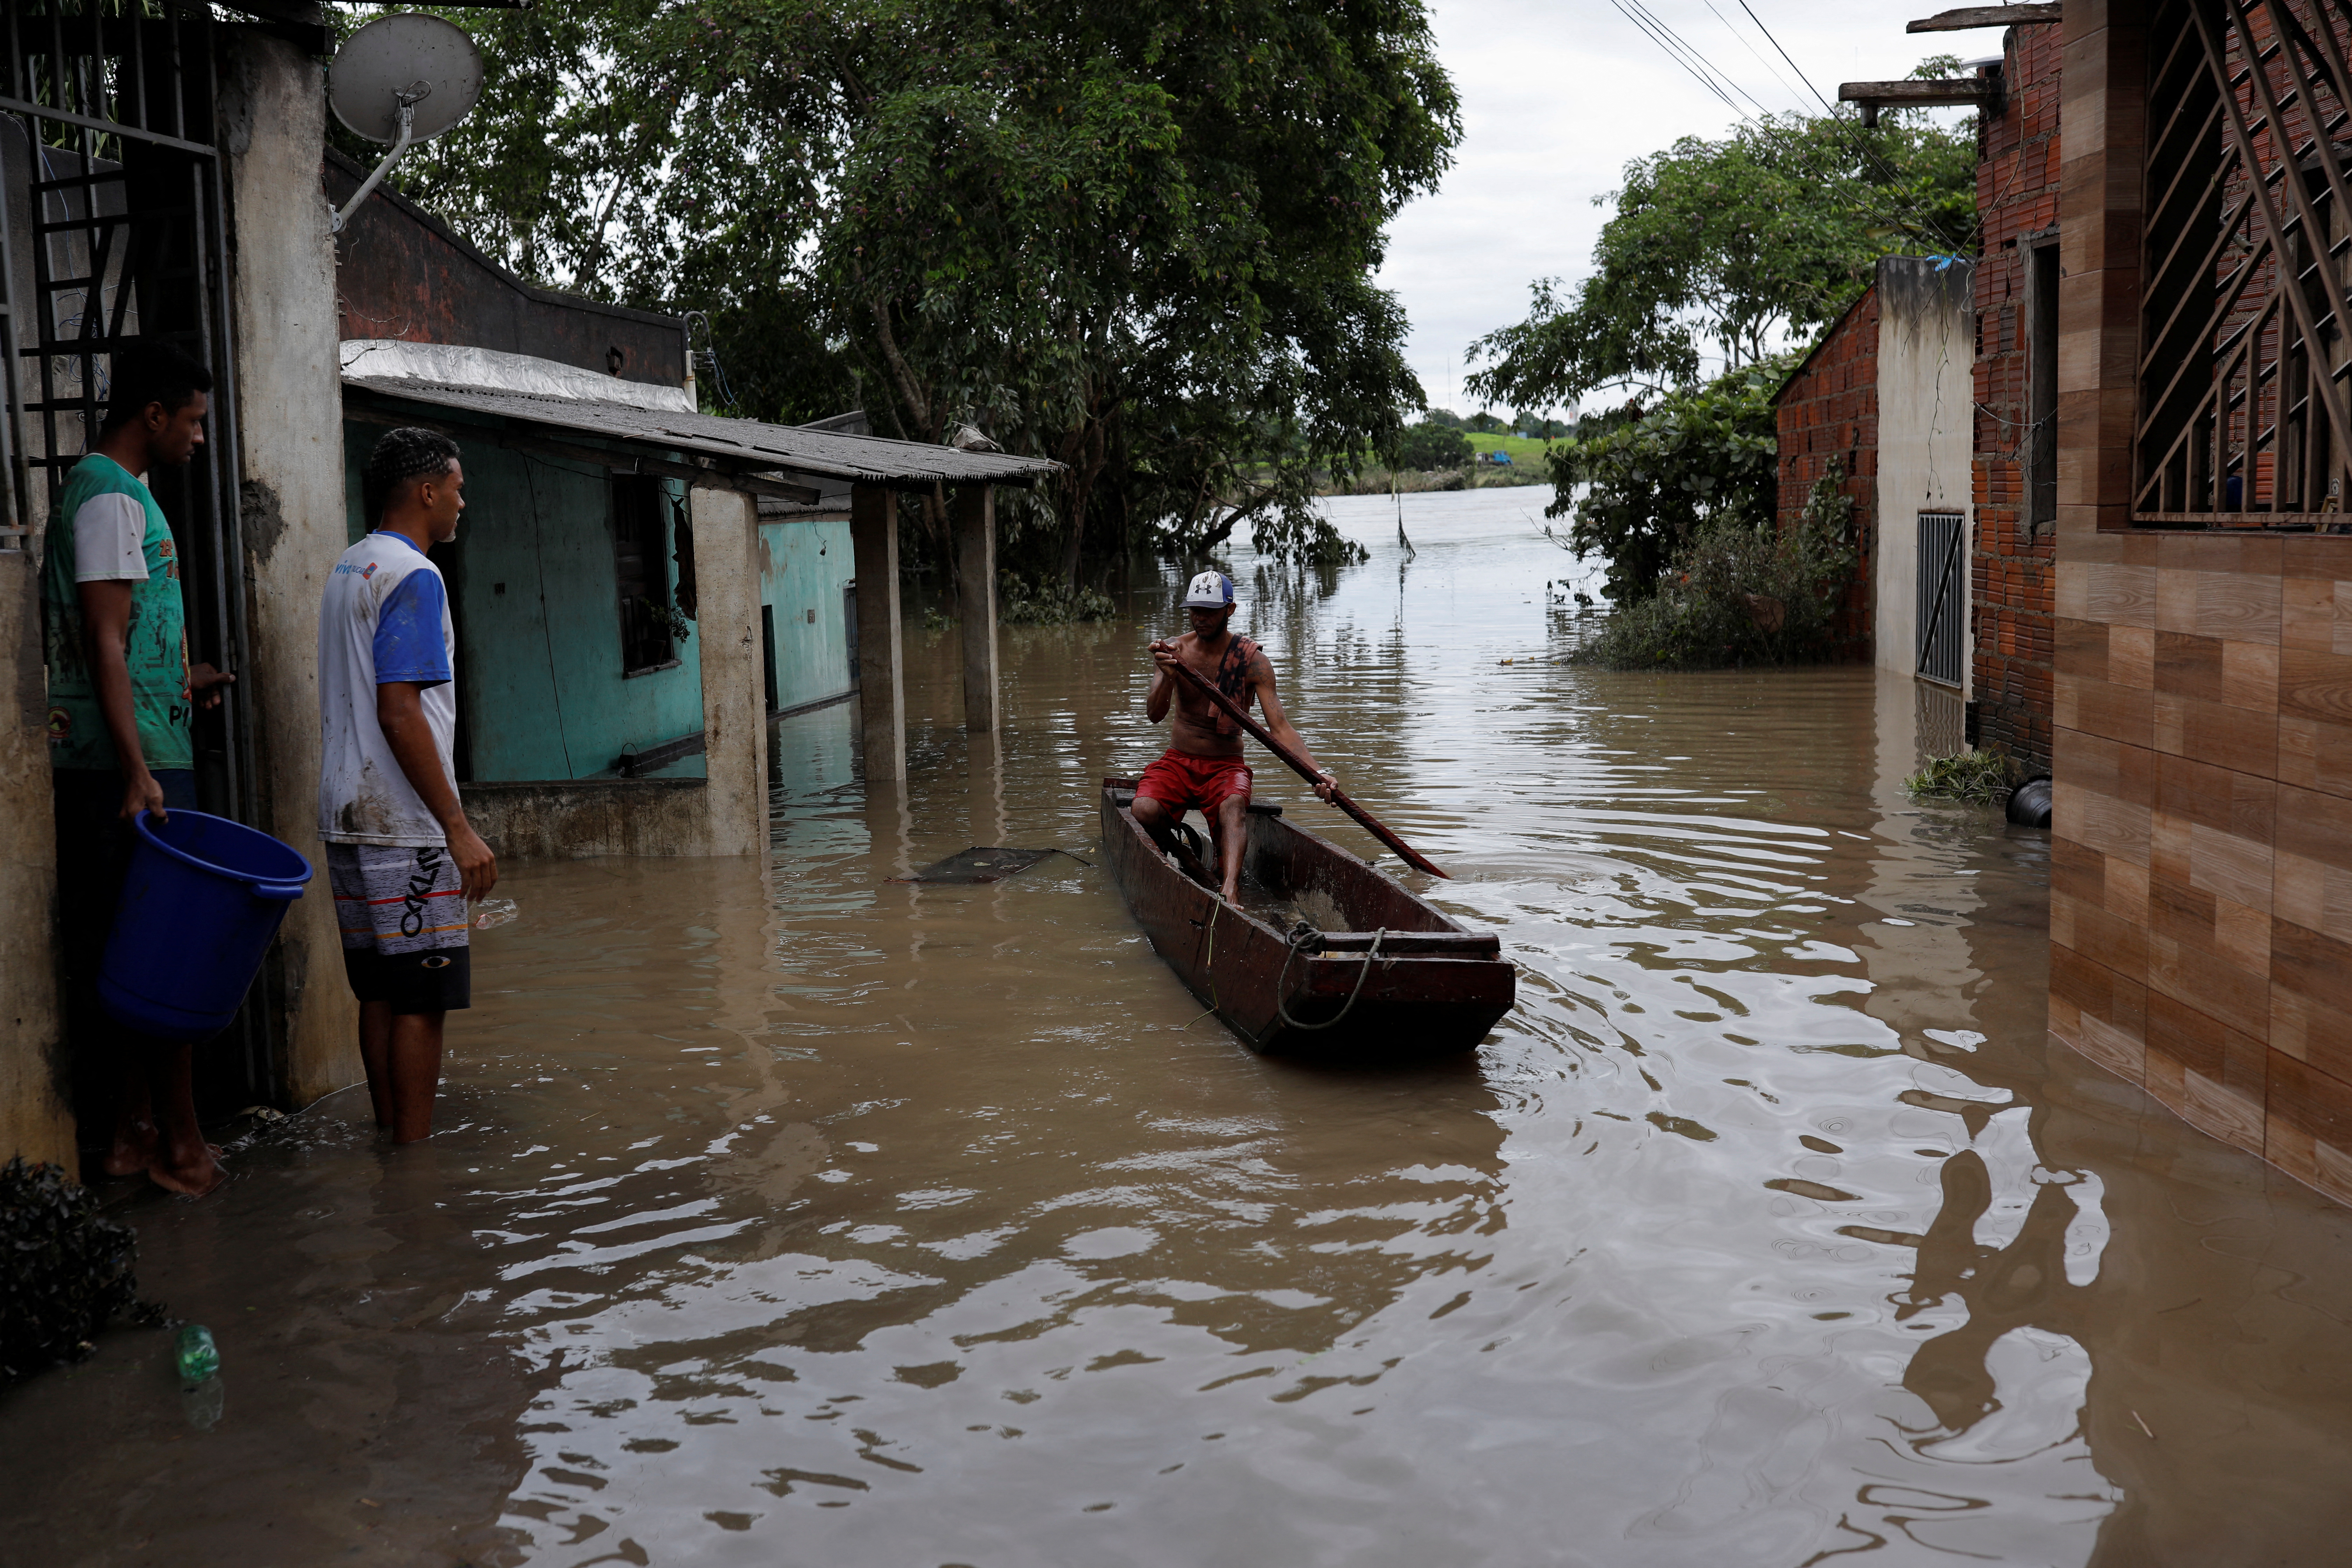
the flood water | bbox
[12,487,2352,1566]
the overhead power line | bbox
[1609,0,1743,115]
[1735,0,1934,200]
[1598,0,1977,262]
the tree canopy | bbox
[1540,358,1787,606]
[1467,86,1974,413]
[1395,421,1472,471]
[341,0,1460,576]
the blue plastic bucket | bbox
[99,808,313,1042]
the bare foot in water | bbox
[103,1119,158,1178]
[147,1148,227,1198]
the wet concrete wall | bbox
[0,540,69,1168]
[1874,256,1977,692]
[758,517,855,712]
[1970,21,2063,775]
[219,33,359,1107]
[457,778,715,860]
[2,127,111,1163]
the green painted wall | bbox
[341,423,706,780]
[758,517,855,712]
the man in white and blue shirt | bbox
[316,427,496,1143]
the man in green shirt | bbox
[42,341,235,1197]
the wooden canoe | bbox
[1100,776,1514,1057]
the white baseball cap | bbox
[1182,570,1236,610]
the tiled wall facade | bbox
[2050,536,2352,1203]
[1972,24,2065,773]
[1774,287,1881,659]
[2049,0,2352,1209]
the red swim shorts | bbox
[1135,748,1252,816]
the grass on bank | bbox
[1463,431,1569,466]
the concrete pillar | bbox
[955,484,998,734]
[850,483,905,780]
[690,486,769,856]
[0,542,71,1168]
[219,33,359,1107]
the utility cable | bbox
[684,310,738,411]
[1610,0,1744,115]
[1609,0,1956,244]
[1623,0,1776,119]
[1738,0,1940,202]
[519,454,580,778]
[1702,0,1810,107]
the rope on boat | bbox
[1274,925,1387,1034]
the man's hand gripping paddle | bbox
[1160,659,1450,878]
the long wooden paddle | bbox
[1160,657,1450,878]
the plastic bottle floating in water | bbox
[174,1323,219,1385]
[474,898,519,930]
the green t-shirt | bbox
[41,454,192,772]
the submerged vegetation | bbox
[1568,460,1855,670]
[1540,360,1787,606]
[998,574,1118,626]
[1904,750,2014,806]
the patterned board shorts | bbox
[326,841,471,1014]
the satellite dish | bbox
[330,14,483,144]
[326,15,484,233]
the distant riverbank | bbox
[1316,460,1550,496]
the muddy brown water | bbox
[10,489,2352,1566]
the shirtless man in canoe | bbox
[1139,570,1337,903]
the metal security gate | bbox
[2,1,250,810]
[2,2,266,1107]
[1917,510,1966,687]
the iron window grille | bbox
[1917,510,1968,687]
[2137,0,2352,526]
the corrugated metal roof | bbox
[343,373,1061,489]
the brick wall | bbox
[1774,286,1879,659]
[1971,22,2063,774]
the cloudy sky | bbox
[1388,0,1987,416]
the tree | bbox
[1468,84,1974,413]
[1538,357,1787,606]
[342,0,1459,577]
[1395,421,1472,471]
